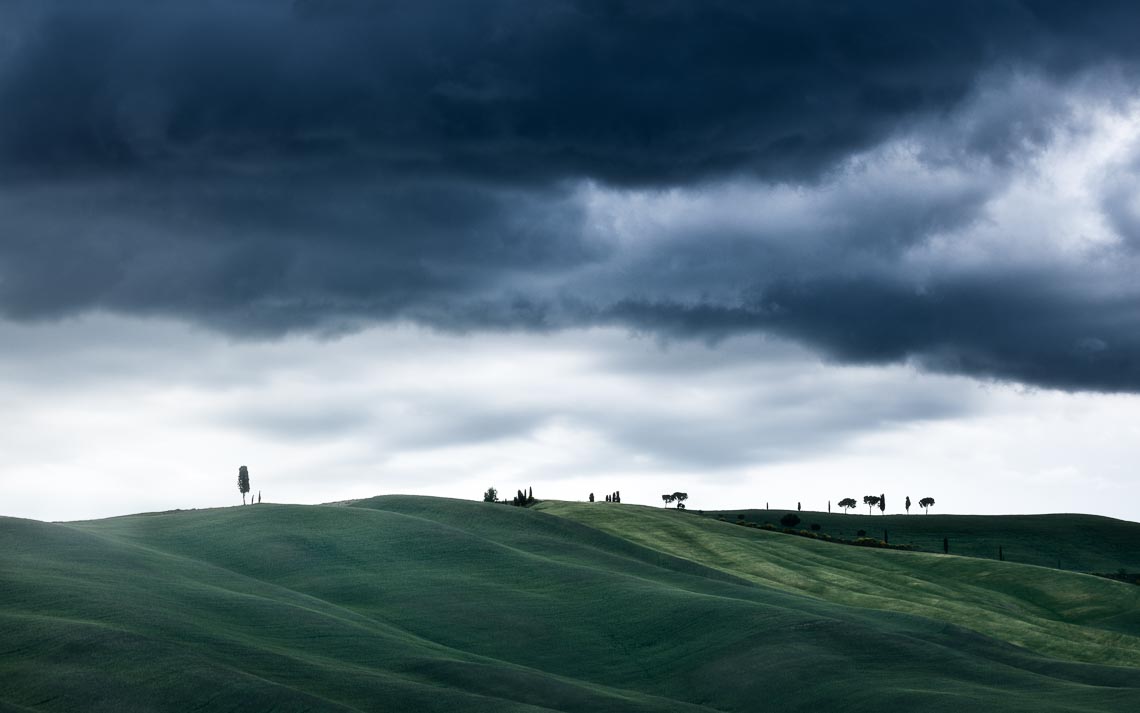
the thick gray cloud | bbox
[0,174,598,333]
[4,1,1140,391]
[3,0,1136,182]
[606,272,1140,392]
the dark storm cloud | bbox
[607,272,1140,392]
[1100,156,1140,253]
[0,174,598,333]
[4,0,1136,182]
[4,1,1140,391]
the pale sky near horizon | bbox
[3,315,1138,523]
[4,2,1140,523]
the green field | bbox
[703,508,1140,572]
[2,497,1139,712]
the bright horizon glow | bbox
[3,315,1138,524]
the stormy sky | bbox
[3,1,1140,521]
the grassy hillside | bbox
[0,497,1137,712]
[539,501,1140,668]
[703,508,1140,572]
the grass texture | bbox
[0,496,1136,712]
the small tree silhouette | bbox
[483,486,498,502]
[779,513,801,528]
[237,466,250,505]
[905,495,911,514]
[662,493,676,507]
[837,497,857,513]
[919,497,935,514]
[879,493,886,514]
[672,492,688,509]
[863,495,880,515]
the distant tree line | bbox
[481,486,536,506]
[512,487,535,506]
[828,494,935,515]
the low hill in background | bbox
[2,497,1139,712]
[702,508,1140,572]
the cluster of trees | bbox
[482,486,536,506]
[661,492,688,509]
[862,494,885,515]
[834,495,935,514]
[588,491,623,502]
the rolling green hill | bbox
[1,497,1139,712]
[702,508,1140,573]
[536,502,1140,668]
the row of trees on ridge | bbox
[836,495,934,514]
[483,486,535,506]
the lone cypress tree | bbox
[237,466,250,505]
